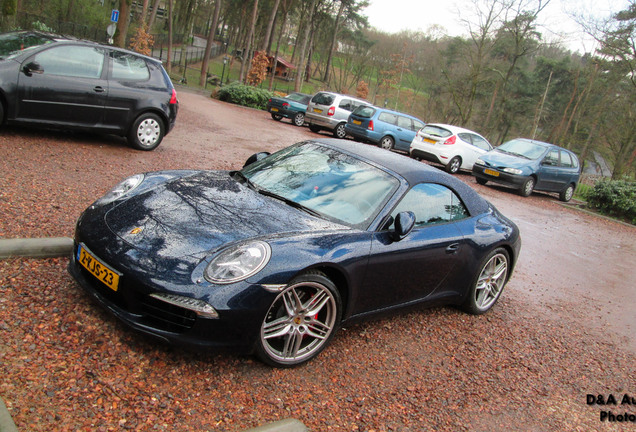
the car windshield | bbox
[241,142,400,228]
[286,93,310,104]
[352,105,375,118]
[421,125,452,138]
[0,32,55,60]
[497,139,546,160]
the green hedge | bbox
[586,179,636,224]
[216,82,274,110]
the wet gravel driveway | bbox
[1,89,634,431]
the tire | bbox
[462,248,510,315]
[256,271,342,367]
[128,113,165,151]
[446,156,461,174]
[292,112,305,127]
[309,124,321,133]
[380,136,394,150]
[559,184,575,202]
[519,177,535,197]
[0,101,4,125]
[333,123,347,139]
[271,113,283,121]
[476,177,487,185]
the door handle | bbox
[93,86,105,93]
[446,243,460,254]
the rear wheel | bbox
[462,248,510,314]
[380,136,394,150]
[271,113,283,121]
[519,177,535,197]
[476,177,488,185]
[446,156,461,174]
[256,271,341,367]
[333,123,346,139]
[559,184,575,202]
[292,112,305,127]
[128,113,164,151]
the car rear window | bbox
[422,125,452,138]
[352,106,375,118]
[312,93,335,106]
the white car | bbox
[410,123,493,174]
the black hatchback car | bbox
[0,31,178,150]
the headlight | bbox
[474,158,485,166]
[204,241,271,284]
[94,174,145,206]
[503,167,523,175]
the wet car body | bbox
[69,138,521,366]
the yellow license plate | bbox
[353,119,362,125]
[270,107,279,112]
[77,244,120,291]
[484,168,500,177]
[313,108,322,113]
[423,138,436,144]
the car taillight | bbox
[283,102,289,108]
[368,120,374,131]
[443,135,456,145]
[327,106,335,116]
[169,89,178,105]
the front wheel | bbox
[462,248,510,314]
[128,113,165,151]
[519,177,535,197]
[292,112,305,127]
[333,123,347,139]
[476,177,488,185]
[271,113,283,121]
[256,271,341,367]
[559,184,575,202]
[309,124,321,133]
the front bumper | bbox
[472,164,528,188]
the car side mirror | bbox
[392,211,416,241]
[22,61,43,77]
[243,152,270,168]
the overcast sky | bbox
[363,0,630,53]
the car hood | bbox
[105,171,345,258]
[481,150,535,168]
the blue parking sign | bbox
[111,9,119,23]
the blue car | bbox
[266,92,311,126]
[472,138,581,201]
[69,138,520,367]
[345,105,425,151]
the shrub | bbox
[216,82,274,110]
[586,179,636,224]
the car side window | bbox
[339,99,352,111]
[543,149,559,166]
[111,51,150,80]
[378,112,398,125]
[390,183,469,227]
[469,135,491,151]
[397,116,412,129]
[32,45,105,79]
[458,133,473,144]
[560,150,574,167]
[413,119,425,131]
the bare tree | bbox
[200,0,223,87]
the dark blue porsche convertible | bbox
[69,138,521,367]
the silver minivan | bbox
[305,91,368,138]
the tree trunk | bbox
[148,0,162,29]
[261,0,281,53]
[114,0,131,48]
[139,0,149,24]
[323,0,346,83]
[294,0,316,92]
[239,0,259,83]
[199,0,222,87]
[166,0,173,74]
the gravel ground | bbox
[1,89,634,431]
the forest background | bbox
[0,0,634,179]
